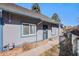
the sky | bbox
[16,3,79,26]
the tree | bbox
[32,3,40,13]
[51,13,61,23]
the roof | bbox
[71,30,79,36]
[68,26,79,36]
[0,3,59,24]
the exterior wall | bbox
[48,29,52,38]
[3,24,37,46]
[2,11,59,50]
[48,24,52,39]
[72,34,78,55]
[51,23,59,40]
[3,11,37,49]
[42,22,52,39]
[37,23,43,41]
[42,22,59,40]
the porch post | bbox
[58,21,61,40]
[0,9,3,51]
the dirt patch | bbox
[35,40,48,47]
[0,43,36,56]
[0,40,49,56]
[22,43,36,52]
[0,48,23,56]
[40,45,60,56]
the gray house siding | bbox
[3,24,37,46]
[3,11,37,49]
[37,22,43,41]
[47,23,52,39]
[2,11,59,50]
[71,34,79,55]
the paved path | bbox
[17,40,58,56]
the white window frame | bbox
[22,23,36,37]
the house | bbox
[66,26,79,55]
[71,28,79,55]
[0,3,60,51]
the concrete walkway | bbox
[17,40,58,56]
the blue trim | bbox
[0,17,3,51]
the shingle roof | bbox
[70,26,79,36]
[0,3,59,24]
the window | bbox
[22,23,36,36]
[23,24,29,35]
[30,24,36,34]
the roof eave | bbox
[0,3,59,24]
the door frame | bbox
[43,25,48,40]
